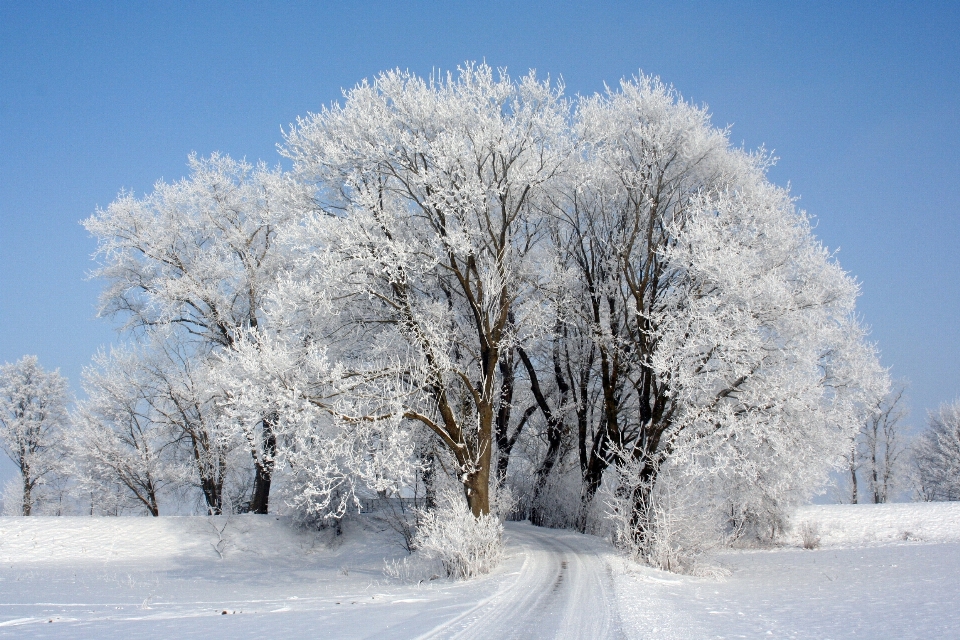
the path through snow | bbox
[415,525,623,639]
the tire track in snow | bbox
[416,523,624,640]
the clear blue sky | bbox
[2,2,958,441]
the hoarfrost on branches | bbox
[276,63,569,517]
[70,348,174,516]
[412,489,504,579]
[85,154,309,514]
[74,63,890,573]
[0,356,71,515]
[914,399,960,501]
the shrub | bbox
[413,490,504,579]
[798,520,821,549]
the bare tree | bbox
[840,383,910,504]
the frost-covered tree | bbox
[0,356,71,515]
[645,185,887,540]
[275,64,569,517]
[70,348,175,516]
[529,76,888,543]
[214,329,419,521]
[845,383,909,504]
[914,399,960,501]
[85,153,306,513]
[82,65,890,568]
[144,337,245,515]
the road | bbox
[415,523,624,639]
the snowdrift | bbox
[0,514,338,565]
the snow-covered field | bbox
[617,503,960,639]
[0,503,958,638]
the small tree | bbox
[841,384,909,504]
[70,348,175,516]
[860,384,909,503]
[0,356,70,515]
[914,399,960,501]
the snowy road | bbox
[415,524,624,640]
[0,519,625,639]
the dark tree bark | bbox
[248,415,277,514]
[517,345,569,527]
[849,442,859,504]
[21,467,32,516]
[494,348,517,484]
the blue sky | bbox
[1,1,958,446]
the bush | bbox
[603,453,727,576]
[798,520,821,549]
[413,490,504,579]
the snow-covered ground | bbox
[0,515,620,639]
[0,503,958,638]
[616,503,960,639]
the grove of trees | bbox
[16,64,957,570]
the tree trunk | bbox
[147,490,160,517]
[22,475,31,516]
[248,417,277,514]
[494,349,516,485]
[201,476,223,515]
[530,427,564,526]
[190,431,224,515]
[496,408,536,486]
[577,345,625,531]
[850,451,858,504]
[518,345,569,527]
[463,458,491,517]
[422,447,437,511]
[578,416,611,531]
[628,462,658,545]
[871,446,881,504]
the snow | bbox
[0,516,620,638]
[615,503,960,639]
[788,502,960,547]
[1,503,958,638]
[616,543,960,639]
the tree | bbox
[543,76,756,525]
[144,337,244,515]
[277,64,568,517]
[850,383,909,503]
[243,66,885,536]
[85,153,305,514]
[914,399,960,501]
[215,328,419,521]
[0,356,70,515]
[70,348,175,516]
[530,76,888,542]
